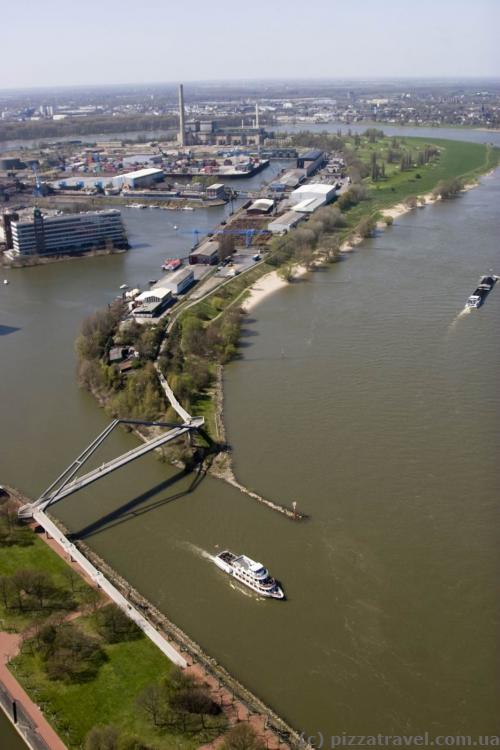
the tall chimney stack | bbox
[178,83,186,148]
[255,102,260,129]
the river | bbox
[0,128,499,740]
[0,711,30,750]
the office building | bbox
[10,209,128,256]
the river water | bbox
[0,712,29,750]
[0,129,499,739]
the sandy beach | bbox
[242,265,307,312]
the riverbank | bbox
[242,265,308,312]
[1,245,127,269]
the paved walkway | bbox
[0,632,68,750]
[185,663,289,750]
[34,511,187,668]
[155,365,196,425]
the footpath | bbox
[0,631,68,750]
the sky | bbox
[2,0,499,89]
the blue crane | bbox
[32,164,44,197]
[178,227,270,248]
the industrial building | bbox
[297,149,327,177]
[160,267,194,295]
[189,239,220,265]
[268,211,306,234]
[0,157,26,171]
[177,83,270,146]
[206,183,226,200]
[290,183,336,213]
[9,208,128,256]
[112,167,164,190]
[133,288,173,318]
[247,198,274,215]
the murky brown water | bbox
[0,711,29,750]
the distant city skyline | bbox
[2,0,499,89]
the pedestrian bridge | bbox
[18,415,204,519]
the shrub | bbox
[221,723,266,750]
[357,215,377,238]
[432,178,464,199]
[404,195,418,209]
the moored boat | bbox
[161,258,182,272]
[214,550,284,599]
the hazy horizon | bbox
[2,0,499,90]
[2,76,500,96]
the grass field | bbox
[1,527,225,750]
[0,531,92,631]
[332,136,499,237]
[364,137,497,208]
[11,632,223,750]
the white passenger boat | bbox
[214,550,284,599]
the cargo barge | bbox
[465,273,498,309]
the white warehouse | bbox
[268,210,305,234]
[159,267,194,296]
[112,168,165,189]
[290,183,337,213]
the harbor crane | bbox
[178,227,270,249]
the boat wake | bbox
[448,307,471,332]
[179,541,215,562]
[229,581,264,601]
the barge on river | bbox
[465,273,498,309]
[214,551,284,599]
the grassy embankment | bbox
[0,505,225,749]
[75,134,499,457]
[340,135,499,230]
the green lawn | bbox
[353,137,496,210]
[332,137,499,237]
[2,529,225,749]
[0,531,93,631]
[11,632,223,750]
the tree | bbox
[337,185,367,211]
[404,195,418,209]
[11,569,59,611]
[432,178,464,199]
[169,685,220,719]
[76,300,125,362]
[95,603,141,644]
[181,315,206,358]
[136,683,171,728]
[38,621,104,682]
[356,215,377,239]
[221,723,266,750]
[218,233,236,261]
[84,725,120,750]
[277,262,294,283]
[0,576,13,608]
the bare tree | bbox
[218,234,236,261]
